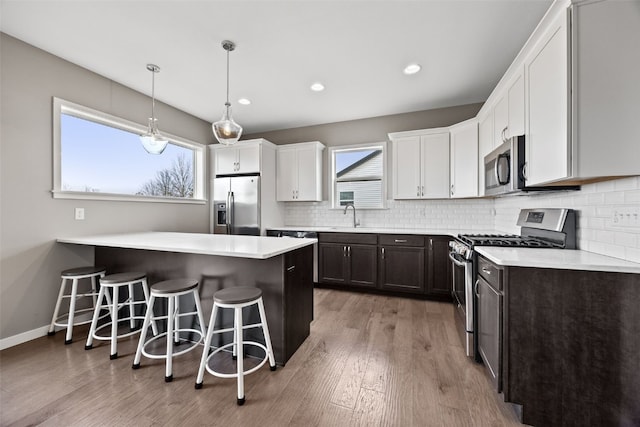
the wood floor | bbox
[0,288,525,426]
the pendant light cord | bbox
[225,47,230,108]
[151,69,156,124]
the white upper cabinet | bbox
[493,95,508,148]
[276,141,324,201]
[390,129,450,200]
[449,119,479,199]
[213,142,261,175]
[507,69,525,138]
[478,111,494,197]
[526,9,570,185]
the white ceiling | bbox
[0,0,552,134]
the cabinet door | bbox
[478,112,494,196]
[527,11,570,185]
[236,144,261,174]
[477,275,502,392]
[347,244,377,288]
[426,236,452,298]
[318,243,347,285]
[393,136,422,199]
[493,96,509,148]
[276,148,297,201]
[421,133,450,199]
[450,122,478,198]
[284,245,314,361]
[296,146,321,201]
[214,146,238,175]
[379,246,425,293]
[507,70,525,137]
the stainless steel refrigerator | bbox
[212,175,260,235]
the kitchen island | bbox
[57,232,316,365]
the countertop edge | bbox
[476,247,640,275]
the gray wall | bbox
[246,103,482,201]
[0,34,214,340]
[245,103,482,147]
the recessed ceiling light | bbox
[310,82,325,92]
[238,98,251,105]
[403,64,421,75]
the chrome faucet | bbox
[343,203,360,228]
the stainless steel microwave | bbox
[484,135,579,196]
[484,135,525,196]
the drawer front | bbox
[478,256,502,291]
[379,234,425,247]
[318,232,377,245]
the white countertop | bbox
[268,226,495,237]
[476,247,640,274]
[58,232,317,260]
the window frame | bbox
[52,97,207,204]
[328,141,387,210]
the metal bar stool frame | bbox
[85,273,158,360]
[195,288,276,406]
[48,267,106,344]
[132,280,206,382]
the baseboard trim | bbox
[0,312,93,351]
[0,325,50,351]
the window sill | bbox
[51,191,207,204]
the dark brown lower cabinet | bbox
[379,235,425,293]
[317,232,452,300]
[317,233,377,289]
[426,236,453,298]
[497,265,640,427]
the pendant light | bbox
[212,40,243,145]
[140,64,169,154]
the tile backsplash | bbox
[283,176,640,263]
[284,199,495,231]
[494,176,640,263]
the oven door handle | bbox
[448,252,469,268]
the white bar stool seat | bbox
[132,279,206,382]
[85,272,157,360]
[48,266,106,344]
[195,286,276,405]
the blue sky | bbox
[61,114,192,194]
[336,149,374,174]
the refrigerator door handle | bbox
[226,191,234,234]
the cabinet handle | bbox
[347,246,351,257]
[451,184,455,196]
[381,247,385,259]
[501,126,508,143]
[522,162,528,181]
[287,265,296,272]
[421,185,424,197]
[475,279,480,298]
[429,239,433,249]
[481,267,492,275]
[394,239,407,243]
[417,185,420,197]
[343,246,347,257]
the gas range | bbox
[454,208,576,255]
[449,208,576,359]
[456,234,564,249]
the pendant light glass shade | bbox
[213,40,243,145]
[140,64,168,154]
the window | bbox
[52,98,206,203]
[329,142,386,209]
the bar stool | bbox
[48,266,106,344]
[195,286,276,405]
[85,272,157,360]
[132,279,206,382]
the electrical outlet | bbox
[75,208,85,220]
[611,207,639,228]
